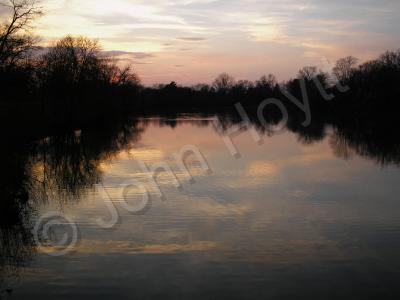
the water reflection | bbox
[1,111,400,298]
[0,119,144,294]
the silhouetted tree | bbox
[333,56,358,83]
[0,0,42,67]
[256,74,276,90]
[40,36,141,92]
[213,73,235,93]
[297,66,319,80]
[112,65,141,87]
[193,83,214,93]
[379,50,400,67]
[337,49,400,113]
[40,36,104,90]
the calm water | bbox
[2,115,400,299]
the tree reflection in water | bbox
[0,110,399,294]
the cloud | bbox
[103,50,156,60]
[177,37,207,41]
[32,0,400,84]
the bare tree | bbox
[41,36,101,85]
[297,66,318,80]
[213,73,235,92]
[296,65,330,90]
[333,56,358,83]
[111,65,140,87]
[256,74,277,89]
[0,0,42,66]
[378,50,400,67]
[40,35,141,91]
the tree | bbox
[296,66,330,90]
[378,50,400,68]
[193,83,213,93]
[213,73,235,92]
[256,74,276,89]
[297,66,318,80]
[42,35,141,88]
[113,65,141,87]
[0,0,43,66]
[333,56,358,83]
[40,36,103,88]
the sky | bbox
[11,0,400,84]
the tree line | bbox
[1,0,400,126]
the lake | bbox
[2,114,400,299]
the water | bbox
[2,115,400,299]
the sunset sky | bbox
[27,0,400,84]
